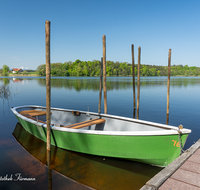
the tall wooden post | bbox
[98,57,103,113]
[45,20,51,151]
[132,44,136,118]
[103,35,107,114]
[166,49,171,124]
[136,46,141,119]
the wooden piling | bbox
[45,20,51,151]
[132,44,136,118]
[136,46,141,119]
[103,35,107,114]
[166,49,171,124]
[98,57,103,113]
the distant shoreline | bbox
[0,74,199,78]
[8,74,38,77]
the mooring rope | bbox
[178,125,185,153]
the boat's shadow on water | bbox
[12,123,161,190]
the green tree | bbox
[37,64,46,76]
[150,68,157,76]
[141,65,149,76]
[22,71,27,75]
[2,65,9,76]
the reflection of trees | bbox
[36,77,200,91]
[0,78,10,85]
[3,78,10,85]
[36,78,133,91]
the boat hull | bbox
[15,114,189,167]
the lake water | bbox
[0,76,200,190]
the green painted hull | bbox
[16,115,189,167]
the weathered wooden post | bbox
[98,57,103,113]
[45,20,51,151]
[132,44,136,118]
[136,46,141,119]
[103,35,107,114]
[166,49,171,124]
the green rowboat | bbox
[11,105,191,167]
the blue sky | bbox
[0,0,200,70]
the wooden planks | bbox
[62,118,106,129]
[20,113,47,124]
[20,110,47,117]
[19,110,105,129]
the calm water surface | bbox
[0,76,200,190]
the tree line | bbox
[36,59,200,77]
[1,60,200,77]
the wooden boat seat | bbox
[20,110,105,129]
[20,113,47,124]
[62,118,106,129]
[20,110,48,117]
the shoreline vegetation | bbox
[1,59,200,77]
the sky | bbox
[0,0,200,70]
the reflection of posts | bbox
[137,47,141,119]
[45,20,51,151]
[47,150,52,190]
[132,44,136,118]
[98,58,103,113]
[166,49,171,125]
[103,35,107,114]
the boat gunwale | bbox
[11,105,192,136]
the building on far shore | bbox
[12,68,23,73]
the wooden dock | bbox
[140,139,200,190]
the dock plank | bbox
[188,154,200,164]
[180,160,200,174]
[170,168,200,187]
[159,178,200,190]
[195,149,200,155]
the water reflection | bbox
[3,78,10,85]
[0,84,11,107]
[0,85,10,100]
[13,78,24,83]
[35,77,200,91]
[13,123,161,190]
[47,150,52,190]
[1,76,200,92]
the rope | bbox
[178,125,185,153]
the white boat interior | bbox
[12,105,191,135]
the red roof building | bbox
[12,68,23,73]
